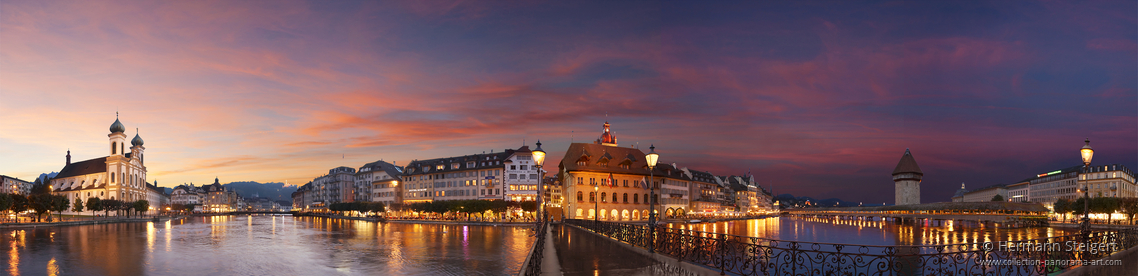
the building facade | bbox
[401,150,510,204]
[504,146,541,202]
[312,166,356,205]
[892,149,923,205]
[1026,166,1081,205]
[559,122,660,221]
[356,160,403,208]
[1080,164,1136,198]
[1,175,31,195]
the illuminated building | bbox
[504,145,541,202]
[1,175,31,195]
[559,122,659,221]
[401,149,511,203]
[51,114,166,213]
[356,160,403,208]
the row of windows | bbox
[509,185,537,191]
[576,191,658,204]
[406,188,502,198]
[508,174,539,179]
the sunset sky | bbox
[2,1,1134,204]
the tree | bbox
[0,194,12,223]
[991,194,1004,202]
[51,195,69,222]
[10,194,28,222]
[134,200,149,216]
[72,197,85,216]
[28,194,51,222]
[1120,198,1138,225]
[101,199,119,217]
[86,197,103,218]
[1053,199,1071,222]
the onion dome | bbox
[132,133,144,146]
[110,117,126,133]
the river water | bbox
[2,215,534,276]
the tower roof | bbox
[131,129,144,146]
[892,149,923,175]
[110,116,125,133]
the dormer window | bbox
[467,161,475,167]
[436,165,445,170]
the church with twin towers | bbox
[50,114,167,213]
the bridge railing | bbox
[518,218,549,276]
[565,219,1138,276]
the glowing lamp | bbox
[646,145,659,168]
[1080,138,1093,166]
[532,141,546,167]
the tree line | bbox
[328,202,386,215]
[404,200,536,220]
[1052,197,1138,224]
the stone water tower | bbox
[893,149,923,205]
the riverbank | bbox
[0,217,163,228]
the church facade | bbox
[52,115,165,213]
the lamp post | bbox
[532,141,547,224]
[1080,138,1094,235]
[645,144,660,253]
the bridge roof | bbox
[791,201,1048,213]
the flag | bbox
[609,173,616,188]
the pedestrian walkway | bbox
[550,223,703,276]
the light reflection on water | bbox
[667,216,1078,246]
[1,215,534,275]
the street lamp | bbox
[645,144,659,253]
[532,141,546,223]
[1080,138,1093,235]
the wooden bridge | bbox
[784,202,1051,228]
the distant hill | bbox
[223,181,297,202]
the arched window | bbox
[577,191,583,202]
[589,192,596,202]
[644,194,649,204]
[634,194,639,203]
[111,173,116,183]
[601,192,606,202]
[623,193,628,203]
[112,142,117,154]
[612,193,617,203]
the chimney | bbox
[66,150,71,165]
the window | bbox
[520,174,526,179]
[577,177,583,185]
[623,193,628,203]
[436,165,444,170]
[112,142,117,154]
[510,174,517,179]
[112,173,116,183]
[520,165,527,170]
[623,180,628,187]
[613,193,618,202]
[601,192,607,202]
[634,194,639,203]
[511,165,516,170]
[530,174,538,179]
[577,161,587,166]
[590,192,596,202]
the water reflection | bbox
[1,215,534,275]
[667,216,1077,246]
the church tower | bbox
[109,113,127,156]
[892,149,923,205]
[595,121,618,146]
[131,128,145,165]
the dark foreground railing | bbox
[566,219,1138,276]
[519,219,549,276]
